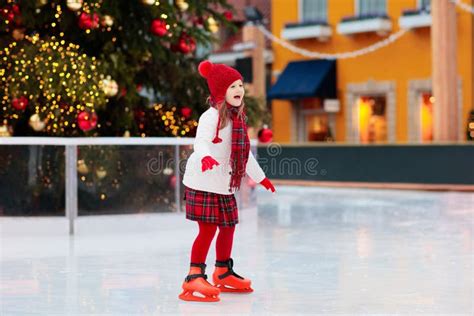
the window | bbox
[304,114,332,141]
[297,99,335,142]
[418,0,431,10]
[357,0,387,16]
[301,0,327,23]
[420,92,434,142]
[357,96,387,143]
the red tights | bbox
[190,222,235,263]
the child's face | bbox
[225,79,244,107]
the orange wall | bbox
[271,0,299,143]
[271,0,473,143]
[457,1,474,138]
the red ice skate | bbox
[179,263,220,302]
[212,258,253,293]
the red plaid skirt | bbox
[184,186,239,227]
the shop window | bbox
[357,96,387,143]
[420,92,434,142]
[305,113,332,141]
[298,98,334,142]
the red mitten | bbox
[201,156,219,172]
[260,177,275,193]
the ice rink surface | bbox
[1,186,473,315]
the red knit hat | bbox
[198,60,243,104]
[198,60,243,143]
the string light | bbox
[451,0,474,14]
[0,35,107,135]
[148,103,197,137]
[257,25,407,60]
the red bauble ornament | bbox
[91,14,100,28]
[120,87,127,97]
[12,96,28,111]
[78,12,99,30]
[7,11,15,22]
[78,13,88,29]
[1,4,19,23]
[150,19,167,36]
[180,106,192,119]
[1,8,14,22]
[258,125,273,143]
[223,11,233,21]
[77,111,98,132]
[176,33,196,54]
[11,4,20,15]
[192,16,205,28]
[178,39,190,54]
[188,37,196,52]
[134,108,146,121]
[169,175,177,189]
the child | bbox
[179,60,275,302]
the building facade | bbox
[269,0,474,143]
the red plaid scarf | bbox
[228,104,250,191]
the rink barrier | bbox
[0,137,257,235]
[257,143,474,190]
[271,179,474,192]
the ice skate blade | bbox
[179,290,220,302]
[216,285,254,293]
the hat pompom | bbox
[198,60,213,78]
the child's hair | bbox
[206,97,245,130]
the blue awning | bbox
[267,59,337,100]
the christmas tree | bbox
[0,0,270,215]
[0,0,241,137]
